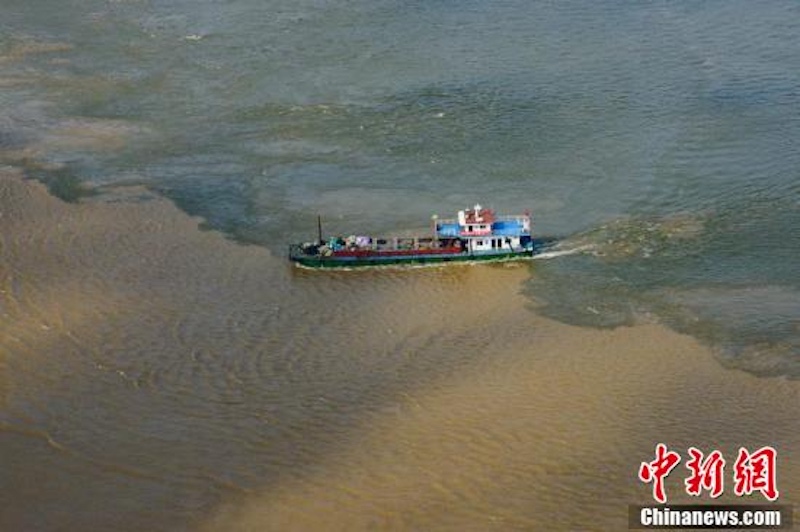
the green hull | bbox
[290,250,535,269]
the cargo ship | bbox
[288,204,546,268]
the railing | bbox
[436,214,531,237]
[435,214,530,225]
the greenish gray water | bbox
[2,1,799,374]
[3,0,798,375]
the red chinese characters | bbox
[684,447,725,498]
[638,443,682,503]
[638,444,779,503]
[733,446,779,501]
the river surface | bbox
[1,1,799,530]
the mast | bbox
[317,215,323,244]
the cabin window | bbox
[467,225,473,232]
[476,240,484,246]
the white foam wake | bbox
[533,244,594,260]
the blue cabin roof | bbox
[436,218,530,238]
[437,223,461,237]
[491,220,527,236]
